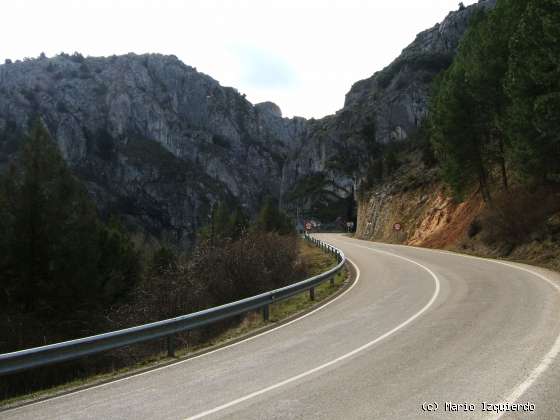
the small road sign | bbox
[393,222,402,231]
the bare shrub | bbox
[480,188,560,247]
[1,232,303,400]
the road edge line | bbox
[2,261,358,413]
[346,238,560,420]
[185,246,440,419]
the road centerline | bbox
[185,243,441,420]
[346,238,560,420]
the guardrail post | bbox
[330,276,335,287]
[263,304,270,322]
[309,287,315,301]
[167,335,175,357]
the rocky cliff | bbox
[0,53,310,245]
[285,0,496,226]
[353,0,497,245]
[342,0,496,145]
[0,0,495,246]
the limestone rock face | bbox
[255,102,282,118]
[342,0,496,144]
[0,1,494,244]
[287,0,497,213]
[0,53,310,246]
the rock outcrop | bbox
[0,0,495,245]
[282,0,496,221]
[342,0,496,145]
[0,53,309,245]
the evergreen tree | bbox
[254,197,294,234]
[213,201,232,240]
[429,1,531,199]
[430,59,492,201]
[506,0,560,182]
[0,121,140,327]
[229,206,249,240]
[149,246,177,275]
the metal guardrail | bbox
[0,234,344,376]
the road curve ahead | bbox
[3,234,560,420]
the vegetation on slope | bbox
[425,0,560,256]
[429,0,559,200]
[357,0,560,262]
[0,122,322,400]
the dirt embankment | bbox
[356,182,484,249]
[356,181,560,272]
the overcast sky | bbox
[1,0,477,118]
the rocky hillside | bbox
[0,53,310,246]
[0,0,494,246]
[354,0,560,270]
[343,0,496,144]
[287,0,496,219]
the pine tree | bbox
[430,59,491,201]
[429,1,532,199]
[254,197,294,234]
[0,121,140,329]
[0,121,101,316]
[229,206,248,240]
[506,0,560,182]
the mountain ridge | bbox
[0,0,494,245]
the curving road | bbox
[3,234,560,419]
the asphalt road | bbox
[4,234,560,420]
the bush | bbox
[467,218,482,238]
[107,232,302,350]
[480,188,560,246]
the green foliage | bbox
[197,202,249,243]
[357,116,405,196]
[411,121,437,167]
[428,0,548,200]
[384,147,399,175]
[0,121,141,347]
[288,173,329,200]
[229,206,250,239]
[505,0,560,182]
[254,197,294,235]
[149,246,177,275]
[70,52,85,63]
[430,55,490,200]
[97,217,142,301]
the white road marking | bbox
[345,238,560,420]
[185,245,441,419]
[4,244,359,414]
[474,261,560,420]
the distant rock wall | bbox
[342,0,496,145]
[0,1,495,246]
[0,53,309,245]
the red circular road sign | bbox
[393,223,402,231]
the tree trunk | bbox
[479,166,492,204]
[498,138,509,191]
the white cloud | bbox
[0,0,479,118]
